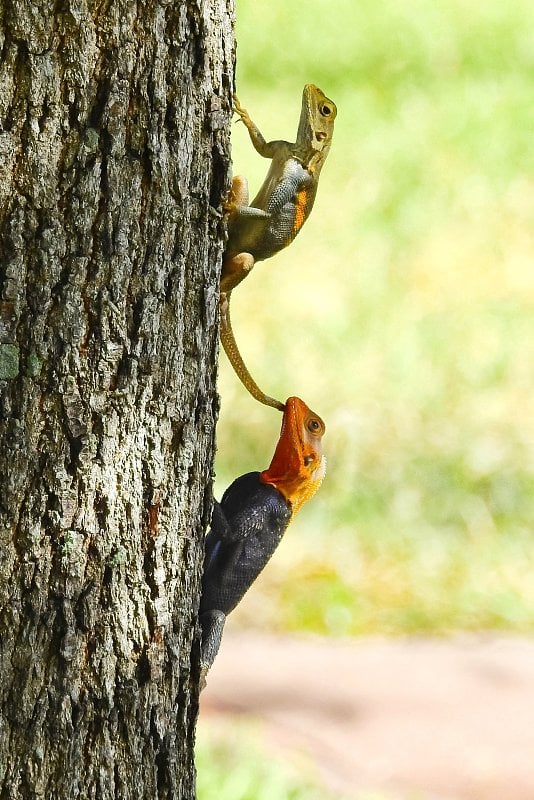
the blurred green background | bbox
[216,0,534,638]
[199,0,534,796]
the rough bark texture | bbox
[0,1,233,797]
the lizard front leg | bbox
[234,95,280,159]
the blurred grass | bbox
[196,720,347,800]
[197,721,414,799]
[215,0,534,637]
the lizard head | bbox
[260,396,326,515]
[297,84,337,170]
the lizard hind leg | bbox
[199,609,226,690]
[219,294,285,412]
[220,252,255,295]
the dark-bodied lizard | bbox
[220,85,337,411]
[199,396,326,686]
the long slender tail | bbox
[219,294,285,411]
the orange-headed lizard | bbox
[199,396,326,685]
[220,85,337,411]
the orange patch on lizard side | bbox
[292,189,308,236]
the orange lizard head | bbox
[260,396,326,516]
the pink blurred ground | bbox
[201,633,534,800]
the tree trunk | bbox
[0,1,233,797]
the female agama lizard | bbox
[220,84,337,411]
[199,396,326,686]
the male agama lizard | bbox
[220,85,337,411]
[199,396,326,686]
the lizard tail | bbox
[220,296,285,412]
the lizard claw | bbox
[233,94,249,125]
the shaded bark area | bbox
[0,1,233,797]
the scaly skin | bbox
[220,85,337,410]
[199,397,326,686]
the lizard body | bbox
[220,85,336,410]
[199,396,326,685]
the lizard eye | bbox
[307,417,322,433]
[320,104,333,117]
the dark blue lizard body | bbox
[199,472,291,680]
[201,472,291,616]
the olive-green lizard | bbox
[220,84,337,411]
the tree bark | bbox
[0,1,233,797]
